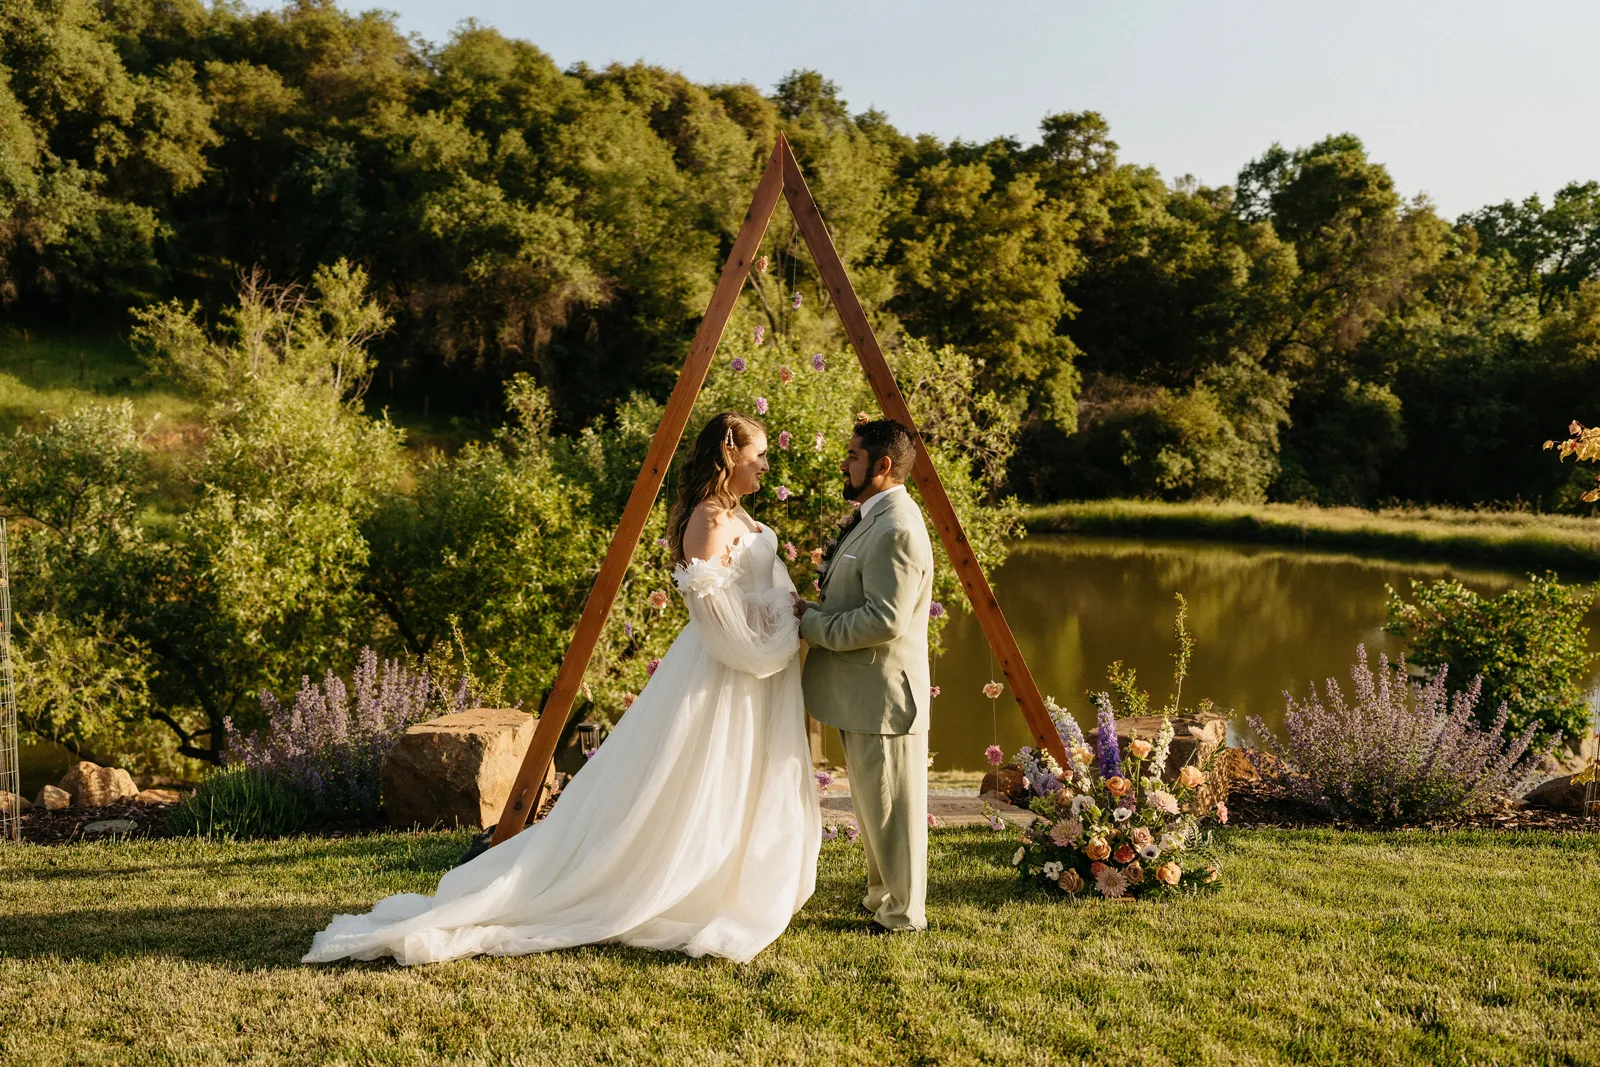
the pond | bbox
[823,535,1600,773]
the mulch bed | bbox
[1224,779,1598,832]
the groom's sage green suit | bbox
[800,484,934,931]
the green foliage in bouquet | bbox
[997,596,1226,899]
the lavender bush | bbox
[224,648,465,819]
[1248,645,1554,823]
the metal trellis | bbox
[0,518,19,843]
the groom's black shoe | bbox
[865,920,894,936]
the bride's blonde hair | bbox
[669,411,765,564]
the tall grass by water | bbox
[1026,499,1600,575]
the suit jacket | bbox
[799,489,935,735]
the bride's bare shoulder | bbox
[682,502,740,564]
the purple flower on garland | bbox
[813,430,825,451]
[792,292,803,309]
[755,396,768,415]
[815,770,834,791]
[1094,692,1121,779]
[778,430,791,450]
[844,824,860,843]
[753,326,765,346]
[646,657,661,678]
[624,622,633,638]
[731,356,747,372]
[929,602,946,619]
[776,486,791,501]
[811,353,825,372]
[985,744,1004,767]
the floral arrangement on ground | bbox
[995,595,1227,899]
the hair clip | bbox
[724,426,735,448]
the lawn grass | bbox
[1,827,1596,1065]
[1025,498,1600,577]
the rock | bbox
[35,784,71,810]
[0,790,31,815]
[1523,773,1598,814]
[133,788,181,806]
[81,818,138,838]
[1085,712,1229,781]
[979,767,1026,801]
[58,761,138,807]
[1539,734,1600,777]
[381,708,551,829]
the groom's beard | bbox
[842,474,868,501]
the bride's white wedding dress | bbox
[303,525,821,965]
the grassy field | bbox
[1,827,1596,1066]
[0,327,199,435]
[1025,498,1600,576]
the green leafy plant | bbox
[1385,573,1594,742]
[166,767,312,839]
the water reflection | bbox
[824,536,1592,772]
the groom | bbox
[795,418,935,934]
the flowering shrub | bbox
[224,648,465,819]
[1247,645,1552,823]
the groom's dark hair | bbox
[853,418,916,484]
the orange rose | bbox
[1204,864,1220,883]
[1129,739,1152,759]
[1058,869,1084,894]
[1105,775,1131,797]
[1085,839,1111,861]
[1130,826,1152,846]
[1112,844,1136,865]
[1124,861,1144,885]
[1178,765,1207,789]
[1072,744,1094,766]
[1156,862,1182,886]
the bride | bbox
[304,411,821,965]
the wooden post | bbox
[489,135,1064,846]
[488,140,789,845]
[779,142,1068,769]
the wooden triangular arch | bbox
[489,135,1067,845]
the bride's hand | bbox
[791,593,808,619]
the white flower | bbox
[1113,805,1133,823]
[1137,842,1161,861]
[1042,861,1064,880]
[1160,832,1183,852]
[1021,776,1031,791]
[1070,795,1095,817]
[1012,846,1026,866]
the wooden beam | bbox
[489,139,789,844]
[778,140,1069,770]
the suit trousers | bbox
[841,728,928,931]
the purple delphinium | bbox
[1055,711,1086,750]
[226,648,454,819]
[1247,645,1553,823]
[1094,692,1121,779]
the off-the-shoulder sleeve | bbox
[673,552,799,679]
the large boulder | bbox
[58,761,138,807]
[1523,773,1598,814]
[0,790,31,815]
[381,709,550,829]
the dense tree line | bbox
[4,0,1600,510]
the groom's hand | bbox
[792,593,809,619]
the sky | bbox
[346,0,1599,219]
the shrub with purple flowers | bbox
[1247,645,1553,823]
[224,647,468,819]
